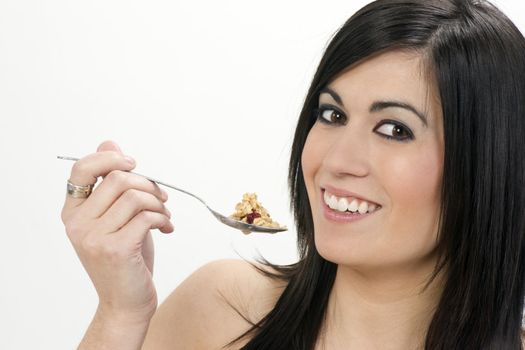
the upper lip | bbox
[322,184,381,207]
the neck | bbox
[322,260,444,350]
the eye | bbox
[374,120,414,142]
[316,105,346,125]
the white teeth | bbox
[348,199,359,212]
[323,190,380,214]
[328,195,338,210]
[358,201,368,214]
[337,197,349,212]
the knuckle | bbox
[106,169,127,184]
[81,235,123,261]
[80,234,101,253]
[124,188,145,202]
[137,210,158,224]
[106,152,133,170]
[107,151,123,162]
[138,210,170,230]
[71,160,88,176]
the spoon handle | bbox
[56,156,208,206]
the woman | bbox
[61,0,525,348]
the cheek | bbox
[301,128,325,190]
[385,147,442,205]
[381,144,443,256]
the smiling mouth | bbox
[322,189,382,215]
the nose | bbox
[322,121,370,178]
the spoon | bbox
[57,156,287,234]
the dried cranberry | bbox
[246,211,261,224]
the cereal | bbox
[229,193,285,231]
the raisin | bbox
[246,211,261,224]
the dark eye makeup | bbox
[314,104,346,124]
[314,105,415,142]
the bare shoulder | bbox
[142,259,287,350]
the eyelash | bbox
[314,105,415,142]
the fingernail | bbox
[165,208,171,218]
[124,156,135,165]
[161,189,168,201]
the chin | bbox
[312,222,376,267]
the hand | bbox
[61,141,174,323]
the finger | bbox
[117,211,174,248]
[98,189,171,233]
[63,151,136,210]
[82,170,168,219]
[97,140,122,154]
[97,140,124,182]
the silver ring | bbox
[67,180,94,198]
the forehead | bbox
[324,50,442,124]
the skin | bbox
[65,54,524,349]
[62,141,282,349]
[301,50,445,349]
[64,50,446,349]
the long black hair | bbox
[233,0,525,348]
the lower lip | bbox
[321,193,380,223]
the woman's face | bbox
[302,50,444,272]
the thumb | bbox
[97,140,123,154]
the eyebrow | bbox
[319,87,428,128]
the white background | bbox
[1,0,523,348]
